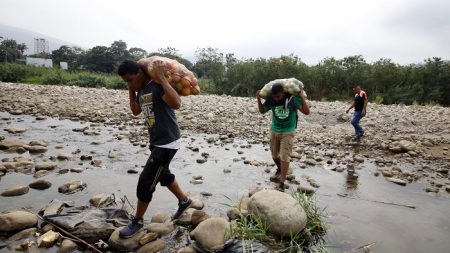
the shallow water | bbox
[0,112,449,253]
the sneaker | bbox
[172,198,192,219]
[119,218,143,239]
[275,182,285,192]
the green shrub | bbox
[0,64,27,82]
[42,71,68,85]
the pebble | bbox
[29,179,52,190]
[1,186,29,196]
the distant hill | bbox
[0,24,82,55]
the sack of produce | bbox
[259,78,306,98]
[138,56,200,96]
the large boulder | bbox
[108,227,146,252]
[248,189,307,237]
[0,211,38,232]
[190,217,229,252]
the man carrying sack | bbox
[257,83,310,191]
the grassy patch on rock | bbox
[226,190,329,253]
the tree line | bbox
[1,39,449,106]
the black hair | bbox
[118,60,140,76]
[271,83,284,95]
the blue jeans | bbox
[351,111,364,137]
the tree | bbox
[51,45,78,69]
[82,46,115,73]
[0,39,27,62]
[129,47,148,60]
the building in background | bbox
[26,57,52,68]
[34,38,49,55]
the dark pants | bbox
[136,146,177,203]
[351,111,364,137]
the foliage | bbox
[1,38,449,105]
[0,63,124,89]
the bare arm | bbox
[154,60,181,110]
[256,90,267,114]
[346,102,355,113]
[129,89,142,116]
[298,90,310,115]
[362,97,368,116]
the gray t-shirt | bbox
[136,81,180,146]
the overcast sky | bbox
[1,0,449,64]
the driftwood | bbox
[336,193,416,209]
[23,208,102,253]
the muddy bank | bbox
[1,82,450,252]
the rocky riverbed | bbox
[0,82,449,253]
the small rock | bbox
[33,170,49,178]
[58,180,86,194]
[1,186,29,196]
[387,178,407,186]
[41,224,55,233]
[27,145,48,154]
[108,148,121,159]
[58,239,78,253]
[38,230,60,248]
[196,158,207,164]
[0,139,26,150]
[5,127,27,134]
[138,232,158,246]
[226,208,241,221]
[89,193,115,207]
[426,187,439,193]
[150,212,170,223]
[90,159,102,167]
[70,167,85,173]
[191,198,204,210]
[127,169,139,174]
[223,169,231,173]
[57,153,73,160]
[445,185,450,193]
[192,175,203,180]
[200,192,213,197]
[35,162,56,171]
[29,179,52,190]
[8,228,37,241]
[190,179,203,185]
[354,155,364,163]
[146,223,174,236]
[136,239,165,253]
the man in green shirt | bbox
[257,83,310,191]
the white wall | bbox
[26,57,53,68]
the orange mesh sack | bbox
[139,56,200,96]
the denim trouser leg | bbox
[351,111,364,137]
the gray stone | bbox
[8,228,37,241]
[70,167,85,173]
[27,145,48,154]
[0,211,38,232]
[58,239,78,253]
[191,198,204,210]
[354,155,365,163]
[248,190,307,237]
[5,127,27,134]
[35,162,56,171]
[226,208,241,221]
[138,232,158,246]
[136,239,165,253]
[150,212,170,223]
[1,185,29,196]
[190,217,229,252]
[0,139,26,150]
[387,178,407,186]
[146,223,174,236]
[33,170,49,178]
[29,140,48,147]
[38,230,60,248]
[29,179,52,190]
[57,153,73,160]
[58,180,86,194]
